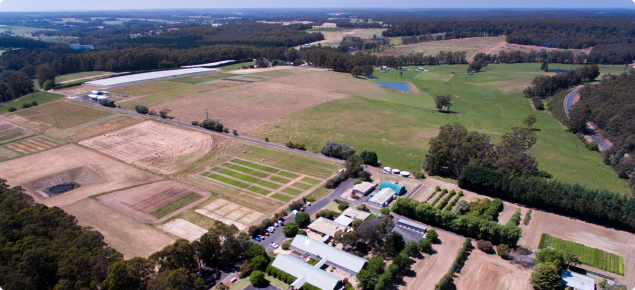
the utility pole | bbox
[205,108,209,119]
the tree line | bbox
[522,65,600,98]
[458,166,635,233]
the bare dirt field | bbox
[64,198,177,259]
[152,69,377,135]
[454,243,533,290]
[79,121,213,175]
[399,230,465,290]
[98,180,211,223]
[0,144,161,206]
[160,218,208,242]
[488,42,592,56]
[297,29,365,47]
[380,37,506,60]
[498,203,522,226]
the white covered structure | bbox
[85,68,220,88]
[271,254,342,290]
[369,188,395,207]
[400,171,410,177]
[352,182,376,196]
[561,270,594,290]
[289,235,368,274]
[180,60,235,68]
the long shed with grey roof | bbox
[271,254,341,290]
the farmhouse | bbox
[271,254,342,290]
[369,188,396,207]
[352,181,376,196]
[561,270,594,290]
[341,207,371,221]
[308,217,348,237]
[289,235,368,274]
[397,219,427,234]
[379,181,407,196]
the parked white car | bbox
[270,242,279,249]
[292,210,298,215]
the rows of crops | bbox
[538,233,624,275]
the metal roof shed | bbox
[369,188,395,207]
[353,182,376,196]
[308,218,348,237]
[290,235,368,274]
[561,270,594,290]
[379,181,407,196]
[271,254,341,290]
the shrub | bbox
[31,101,38,106]
[7,107,16,112]
[223,128,229,133]
[445,191,464,211]
[286,141,306,150]
[283,222,299,237]
[191,121,199,126]
[201,119,224,132]
[532,96,545,110]
[497,244,511,258]
[356,204,369,212]
[21,102,32,109]
[240,260,253,277]
[419,239,432,253]
[451,199,469,215]
[134,104,149,114]
[325,173,347,189]
[249,270,267,287]
[430,189,447,206]
[437,190,456,210]
[426,229,438,242]
[338,201,349,211]
[265,137,269,142]
[380,207,390,215]
[43,79,55,90]
[99,98,116,107]
[506,209,522,227]
[320,142,355,160]
[248,225,260,237]
[232,129,238,136]
[281,240,291,250]
[159,109,171,119]
[414,172,426,179]
[585,142,599,151]
[477,240,494,253]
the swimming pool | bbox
[375,81,413,93]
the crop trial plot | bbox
[80,121,213,174]
[161,219,208,242]
[192,199,265,231]
[98,180,210,223]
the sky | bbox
[0,0,634,11]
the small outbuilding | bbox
[397,219,427,233]
[342,207,371,221]
[369,188,395,207]
[379,181,407,196]
[353,182,377,196]
[308,217,348,237]
[561,270,594,290]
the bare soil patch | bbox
[63,198,177,259]
[98,180,211,223]
[79,121,213,175]
[454,244,533,290]
[498,203,521,226]
[160,218,207,242]
[488,42,592,56]
[0,144,161,207]
[381,37,505,60]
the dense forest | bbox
[383,17,635,64]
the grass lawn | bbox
[258,63,630,195]
[257,180,282,189]
[322,201,342,213]
[208,174,250,188]
[228,164,270,178]
[247,186,271,195]
[270,175,292,184]
[282,187,303,196]
[278,171,300,179]
[306,187,331,201]
[149,192,203,218]
[265,274,289,289]
[271,193,293,202]
[56,71,108,82]
[229,278,250,290]
[291,182,312,190]
[238,160,279,173]
[219,169,261,183]
[0,92,64,114]
[301,177,321,184]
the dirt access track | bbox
[98,180,211,223]
[80,121,213,175]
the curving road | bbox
[564,87,611,151]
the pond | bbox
[375,81,412,93]
[45,182,80,196]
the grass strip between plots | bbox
[278,171,300,179]
[219,169,260,183]
[282,187,303,196]
[301,177,321,185]
[270,175,291,184]
[271,193,292,202]
[238,160,279,173]
[538,233,624,275]
[208,174,250,188]
[247,186,271,195]
[150,193,203,218]
[291,182,312,190]
[257,180,282,189]
[228,164,270,177]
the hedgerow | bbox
[437,190,456,210]
[444,190,464,211]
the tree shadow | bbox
[530,128,541,131]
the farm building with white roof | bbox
[561,270,595,290]
[369,188,396,207]
[307,217,348,237]
[271,254,342,290]
[289,235,368,274]
[85,68,220,88]
[352,182,376,196]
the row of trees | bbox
[522,65,600,98]
[435,238,472,290]
[391,198,522,246]
[458,165,635,232]
[424,123,540,179]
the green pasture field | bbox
[351,29,387,36]
[0,92,64,115]
[0,25,56,35]
[228,164,270,178]
[220,63,251,71]
[208,174,250,188]
[218,169,261,183]
[238,160,279,173]
[278,171,300,179]
[258,63,630,194]
[271,193,293,202]
[149,192,203,218]
[257,180,282,189]
[291,182,312,190]
[230,144,339,179]
[282,187,302,196]
[56,71,109,82]
[270,175,292,184]
[538,233,624,275]
[301,177,321,185]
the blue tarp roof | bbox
[379,182,406,196]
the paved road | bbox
[73,95,343,163]
[563,88,611,151]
